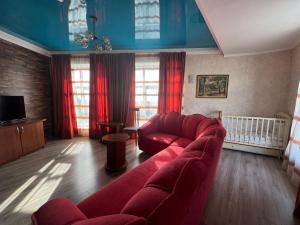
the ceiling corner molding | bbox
[293,38,300,50]
[186,48,220,55]
[50,48,221,55]
[0,30,51,57]
[223,46,294,58]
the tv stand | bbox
[0,118,46,166]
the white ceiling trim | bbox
[0,30,51,57]
[0,30,221,56]
[224,46,293,58]
[50,48,221,55]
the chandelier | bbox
[74,16,112,51]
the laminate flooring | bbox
[0,137,298,225]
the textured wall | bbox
[183,51,292,117]
[287,44,300,115]
[0,39,52,135]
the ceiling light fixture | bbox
[74,16,112,51]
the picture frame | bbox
[195,75,229,98]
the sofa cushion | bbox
[140,133,179,155]
[197,125,226,140]
[159,112,185,136]
[181,114,207,140]
[146,159,208,225]
[196,118,220,138]
[183,136,224,164]
[146,132,178,145]
[121,187,169,218]
[73,214,147,225]
[77,145,184,218]
[170,137,192,148]
[145,157,189,192]
[123,157,209,225]
[32,198,86,225]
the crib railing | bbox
[222,115,290,150]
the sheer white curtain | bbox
[283,86,300,187]
[71,56,90,136]
[68,0,88,41]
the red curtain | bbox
[106,54,135,126]
[158,52,186,114]
[51,55,77,139]
[89,54,110,139]
[89,54,135,139]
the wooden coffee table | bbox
[102,133,130,172]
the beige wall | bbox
[287,44,300,115]
[182,51,292,117]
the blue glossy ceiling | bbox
[0,0,217,51]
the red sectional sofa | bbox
[32,112,226,225]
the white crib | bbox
[221,112,291,157]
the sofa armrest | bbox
[73,214,147,225]
[32,198,87,225]
[137,114,160,138]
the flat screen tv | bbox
[0,96,26,122]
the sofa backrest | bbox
[155,112,225,141]
[158,112,185,136]
[195,118,225,139]
[121,135,223,225]
[121,156,208,225]
[181,114,207,140]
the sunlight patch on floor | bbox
[0,160,56,213]
[13,163,71,213]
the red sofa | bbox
[32,112,225,225]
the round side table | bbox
[102,133,130,172]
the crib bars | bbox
[222,115,290,155]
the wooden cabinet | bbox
[0,126,22,165]
[0,119,45,165]
[21,121,45,155]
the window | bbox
[135,56,159,125]
[71,57,90,136]
[135,0,160,39]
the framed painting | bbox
[196,75,229,98]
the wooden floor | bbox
[0,137,299,225]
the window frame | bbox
[135,56,159,125]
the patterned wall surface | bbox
[0,38,52,135]
[183,51,292,117]
[288,44,300,115]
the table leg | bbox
[106,142,127,172]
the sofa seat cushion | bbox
[170,137,192,148]
[141,133,179,154]
[146,133,178,145]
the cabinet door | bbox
[20,121,45,155]
[0,126,22,165]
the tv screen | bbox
[0,96,26,122]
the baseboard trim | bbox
[223,142,282,158]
